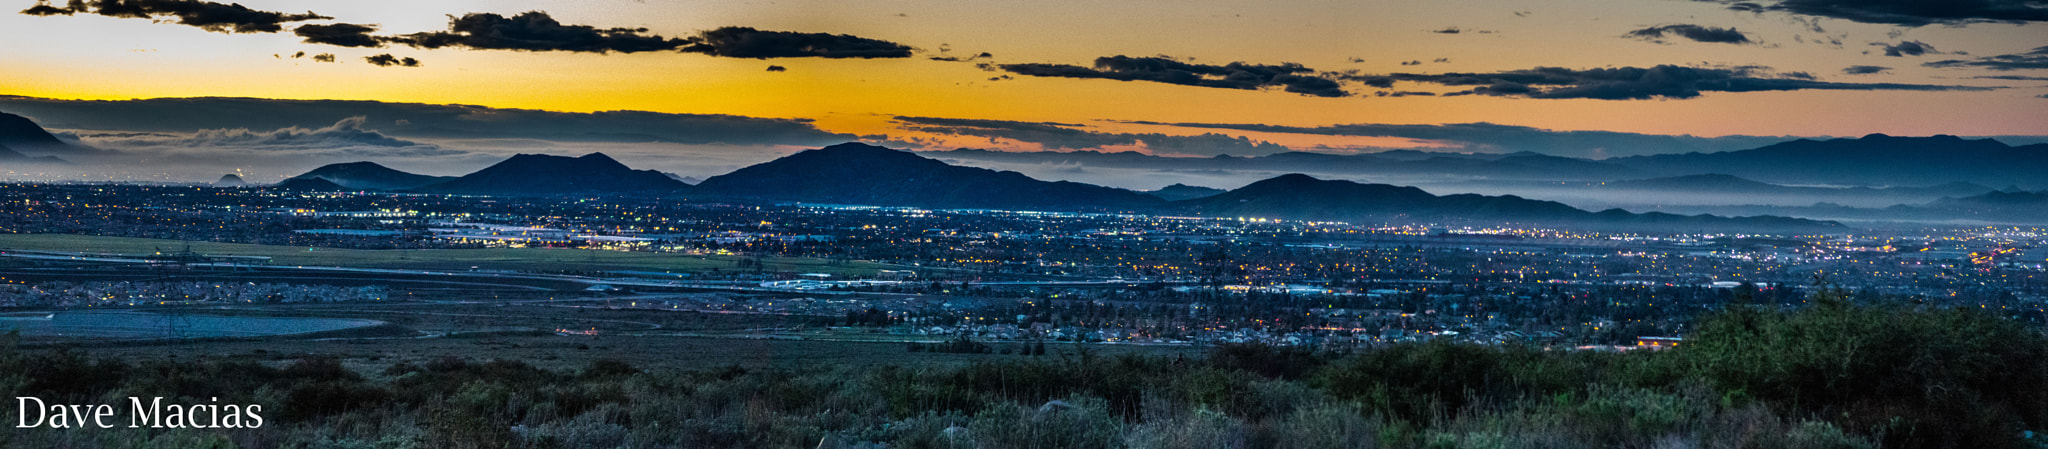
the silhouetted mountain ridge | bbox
[1611,134,2048,188]
[1144,183,1226,201]
[0,111,99,156]
[270,177,350,191]
[922,148,1644,181]
[415,153,687,196]
[689,143,1165,210]
[287,161,454,190]
[1172,174,1841,231]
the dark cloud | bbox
[0,95,857,147]
[1974,75,2048,81]
[1376,91,1438,97]
[1624,24,1752,44]
[931,52,993,62]
[1841,65,1890,74]
[1924,46,2048,71]
[1000,55,1349,97]
[679,26,913,58]
[311,53,336,63]
[1401,60,1422,66]
[893,116,1289,157]
[765,65,787,72]
[1694,0,2048,26]
[1432,27,1462,34]
[1379,65,1990,100]
[18,0,328,33]
[91,117,430,149]
[386,11,690,53]
[1136,121,1803,158]
[1874,40,1938,57]
[363,54,420,67]
[294,23,381,48]
[894,116,1135,149]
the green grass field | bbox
[0,234,894,276]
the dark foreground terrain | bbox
[5,292,2047,449]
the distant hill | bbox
[1608,174,1780,192]
[286,161,453,190]
[414,153,686,196]
[1144,183,1226,201]
[0,111,99,156]
[923,148,1643,181]
[1610,134,2048,189]
[689,142,1166,210]
[1922,190,2048,222]
[1172,174,1844,232]
[0,142,65,164]
[1607,173,1993,198]
[1665,189,2048,225]
[664,173,703,185]
[214,174,247,187]
[269,177,350,191]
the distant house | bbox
[1636,336,1682,348]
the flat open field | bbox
[61,333,1203,373]
[0,310,383,339]
[19,302,1201,373]
[0,233,895,276]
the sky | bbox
[1,0,2044,184]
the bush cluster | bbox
[2,299,2043,448]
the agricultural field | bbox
[0,234,896,276]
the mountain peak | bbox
[290,161,452,190]
[0,111,93,156]
[413,152,685,195]
[577,152,623,164]
[820,142,894,151]
[804,142,920,160]
[689,142,1164,210]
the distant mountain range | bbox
[286,161,454,190]
[1599,174,1994,204]
[271,177,350,191]
[1169,174,1841,232]
[1609,134,2048,188]
[412,153,687,195]
[926,134,2048,190]
[282,154,685,195]
[0,142,67,164]
[264,142,1842,230]
[924,148,1644,181]
[685,142,1168,210]
[0,112,82,164]
[1143,183,1226,201]
[1650,189,2048,225]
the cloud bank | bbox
[20,0,328,33]
[1624,24,1753,44]
[680,27,914,59]
[0,95,856,147]
[1379,65,1990,100]
[1135,121,1804,158]
[894,116,1291,156]
[1000,56,1348,97]
[1925,46,2048,71]
[1697,0,2048,26]
[385,11,690,53]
